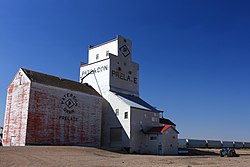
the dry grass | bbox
[0,146,250,167]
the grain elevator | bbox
[80,35,179,154]
[3,35,178,155]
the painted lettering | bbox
[58,115,78,121]
[111,70,137,84]
[81,65,109,79]
[134,78,137,84]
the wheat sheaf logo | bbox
[61,93,78,114]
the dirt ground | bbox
[0,146,250,167]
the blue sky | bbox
[0,0,249,141]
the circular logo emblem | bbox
[61,93,78,114]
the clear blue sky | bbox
[0,0,249,141]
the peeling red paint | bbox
[3,73,31,146]
[3,70,101,146]
[25,84,101,146]
[8,83,14,94]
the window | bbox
[106,50,109,57]
[18,72,23,85]
[152,117,157,122]
[96,54,99,60]
[124,112,128,119]
[115,109,119,116]
[150,136,157,140]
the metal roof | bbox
[22,68,101,97]
[113,91,161,112]
[159,118,176,126]
[146,125,179,134]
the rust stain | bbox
[5,81,101,146]
[4,93,13,145]
[18,87,26,144]
[8,83,14,94]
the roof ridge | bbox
[21,68,101,97]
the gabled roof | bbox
[113,91,161,112]
[146,125,179,134]
[21,68,101,97]
[159,118,176,126]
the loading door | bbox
[110,128,122,147]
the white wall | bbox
[26,82,102,146]
[88,35,132,64]
[100,91,131,148]
[107,92,131,138]
[161,128,178,155]
[2,69,30,146]
[110,55,139,96]
[80,59,110,95]
[143,128,178,155]
[88,39,118,64]
[82,35,138,96]
[130,108,160,153]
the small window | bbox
[118,67,122,71]
[129,71,132,75]
[150,136,157,140]
[151,117,158,122]
[124,112,128,119]
[115,109,119,116]
[96,54,99,60]
[106,50,109,57]
[18,72,23,85]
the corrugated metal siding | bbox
[207,140,222,148]
[187,139,207,148]
[178,139,187,148]
[244,142,250,148]
[234,141,244,148]
[222,141,234,148]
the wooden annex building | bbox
[2,68,102,146]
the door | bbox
[10,136,16,146]
[110,128,122,147]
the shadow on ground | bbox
[99,147,129,154]
[179,148,219,156]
